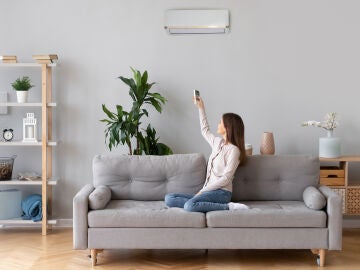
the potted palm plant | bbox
[11,76,34,103]
[101,68,173,155]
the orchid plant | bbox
[302,112,339,137]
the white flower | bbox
[302,120,321,127]
[302,113,338,131]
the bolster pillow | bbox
[88,185,111,210]
[303,186,327,210]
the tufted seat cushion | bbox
[88,200,206,228]
[92,154,206,200]
[206,201,327,228]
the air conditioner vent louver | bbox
[164,9,230,35]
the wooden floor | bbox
[0,228,360,269]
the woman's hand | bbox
[193,96,205,110]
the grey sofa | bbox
[73,154,342,267]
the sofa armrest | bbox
[319,185,342,250]
[73,184,95,250]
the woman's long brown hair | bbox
[222,113,247,165]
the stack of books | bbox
[32,54,58,64]
[0,55,17,63]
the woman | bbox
[164,97,249,212]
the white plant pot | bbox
[16,91,28,103]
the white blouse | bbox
[199,108,240,193]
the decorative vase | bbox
[260,132,275,155]
[319,130,341,158]
[16,91,28,103]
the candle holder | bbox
[23,113,37,143]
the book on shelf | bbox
[35,59,56,64]
[32,54,58,63]
[0,55,17,63]
[32,54,58,60]
[0,55,17,59]
[2,59,17,63]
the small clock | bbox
[3,129,14,142]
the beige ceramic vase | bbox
[260,132,275,155]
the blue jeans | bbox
[164,189,232,213]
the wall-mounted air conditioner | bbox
[164,9,230,34]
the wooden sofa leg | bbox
[319,249,326,267]
[90,249,104,266]
[310,249,326,266]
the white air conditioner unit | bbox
[164,9,230,34]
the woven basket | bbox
[347,186,360,215]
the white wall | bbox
[1,0,360,219]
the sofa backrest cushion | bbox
[93,153,206,200]
[232,155,319,201]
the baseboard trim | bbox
[343,217,360,228]
[55,219,73,228]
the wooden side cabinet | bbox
[320,156,360,215]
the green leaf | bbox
[111,126,119,142]
[129,90,137,101]
[142,109,148,117]
[100,119,111,123]
[120,130,127,144]
[149,99,162,113]
[116,105,124,118]
[157,143,173,155]
[119,77,137,96]
[102,104,116,120]
[144,137,150,154]
[143,82,156,93]
[130,67,142,89]
[119,76,132,88]
[132,101,139,110]
[149,93,167,104]
[141,70,148,85]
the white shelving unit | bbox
[0,58,58,235]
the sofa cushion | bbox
[303,186,327,210]
[92,154,206,200]
[88,185,111,210]
[232,155,320,201]
[206,201,327,228]
[88,200,205,228]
